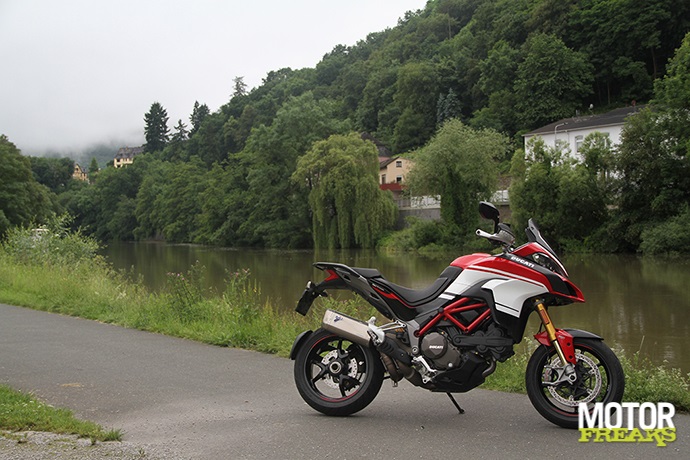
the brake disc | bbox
[544,351,602,407]
[321,350,358,389]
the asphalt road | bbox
[1,303,688,459]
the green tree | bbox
[580,131,614,192]
[436,88,462,125]
[356,66,399,137]
[193,160,250,246]
[653,31,690,147]
[189,101,210,137]
[609,108,690,251]
[162,119,190,162]
[232,76,248,98]
[133,159,170,240]
[29,156,74,192]
[186,110,234,167]
[607,35,690,251]
[471,40,521,133]
[568,0,678,104]
[653,30,690,152]
[157,160,207,242]
[88,157,100,178]
[392,61,440,152]
[77,162,145,240]
[171,119,189,143]
[144,102,170,153]
[434,27,482,123]
[525,0,577,37]
[315,45,351,87]
[407,119,507,242]
[222,104,258,153]
[293,133,397,248]
[0,135,57,235]
[133,156,208,242]
[477,40,520,97]
[510,137,608,248]
[514,33,593,129]
[238,92,350,248]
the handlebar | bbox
[475,223,515,249]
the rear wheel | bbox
[526,337,624,429]
[294,328,384,416]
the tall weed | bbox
[2,215,100,267]
[165,261,208,323]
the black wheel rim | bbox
[305,335,369,402]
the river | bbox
[102,242,690,374]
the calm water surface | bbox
[102,242,690,374]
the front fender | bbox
[562,328,603,340]
[534,328,603,364]
[290,330,313,360]
[534,328,603,346]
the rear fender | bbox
[290,330,313,360]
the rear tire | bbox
[294,328,384,416]
[526,337,624,429]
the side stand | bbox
[446,392,465,414]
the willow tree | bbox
[293,133,397,249]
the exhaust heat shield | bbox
[321,309,372,347]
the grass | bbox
[0,384,121,442]
[0,221,688,439]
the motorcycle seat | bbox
[353,266,462,307]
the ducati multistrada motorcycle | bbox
[290,202,624,428]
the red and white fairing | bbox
[447,243,584,319]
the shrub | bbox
[2,215,100,267]
[379,217,444,251]
[640,206,690,255]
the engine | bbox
[420,331,462,370]
[419,323,514,371]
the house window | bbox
[555,139,568,151]
[575,135,584,153]
[396,176,403,183]
[396,160,402,168]
[381,174,386,184]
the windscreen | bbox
[526,218,568,276]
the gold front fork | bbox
[535,301,570,365]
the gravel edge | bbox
[0,431,189,460]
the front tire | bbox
[526,337,624,429]
[294,328,384,416]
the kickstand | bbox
[446,392,465,414]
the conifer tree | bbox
[189,101,210,136]
[143,102,170,153]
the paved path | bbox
[1,303,688,459]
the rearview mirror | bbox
[479,201,499,231]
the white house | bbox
[523,105,644,161]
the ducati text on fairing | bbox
[290,202,625,429]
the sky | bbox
[0,0,426,155]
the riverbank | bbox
[0,224,688,419]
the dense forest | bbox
[2,0,690,253]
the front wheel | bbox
[526,337,625,429]
[294,328,384,416]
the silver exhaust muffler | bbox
[321,309,372,346]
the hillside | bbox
[6,0,689,252]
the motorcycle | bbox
[290,202,624,428]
